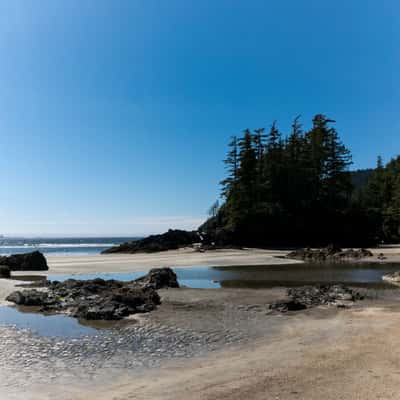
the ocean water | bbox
[0,237,140,256]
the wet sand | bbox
[90,302,400,400]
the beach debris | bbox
[6,267,179,320]
[0,251,48,271]
[270,284,364,312]
[286,245,373,262]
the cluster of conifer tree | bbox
[203,114,399,246]
[357,156,400,243]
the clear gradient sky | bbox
[0,0,399,236]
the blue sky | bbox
[0,0,399,236]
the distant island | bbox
[104,114,400,254]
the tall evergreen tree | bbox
[237,129,258,206]
[286,116,306,210]
[220,136,239,198]
[264,122,284,204]
[323,122,353,208]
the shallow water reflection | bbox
[0,306,99,337]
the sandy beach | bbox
[2,247,400,400]
[12,248,298,276]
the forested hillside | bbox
[201,115,400,246]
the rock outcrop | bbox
[102,229,201,254]
[0,266,11,278]
[286,245,373,262]
[270,284,364,312]
[134,267,179,289]
[0,251,48,271]
[6,267,179,320]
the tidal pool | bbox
[0,306,99,337]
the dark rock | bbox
[6,291,25,304]
[0,265,11,278]
[73,302,123,320]
[269,300,307,312]
[135,267,179,289]
[102,229,201,254]
[0,251,48,271]
[6,267,176,320]
[270,284,363,312]
[6,290,51,306]
[136,303,156,313]
[286,245,373,262]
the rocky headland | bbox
[102,229,202,254]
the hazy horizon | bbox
[0,215,204,237]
